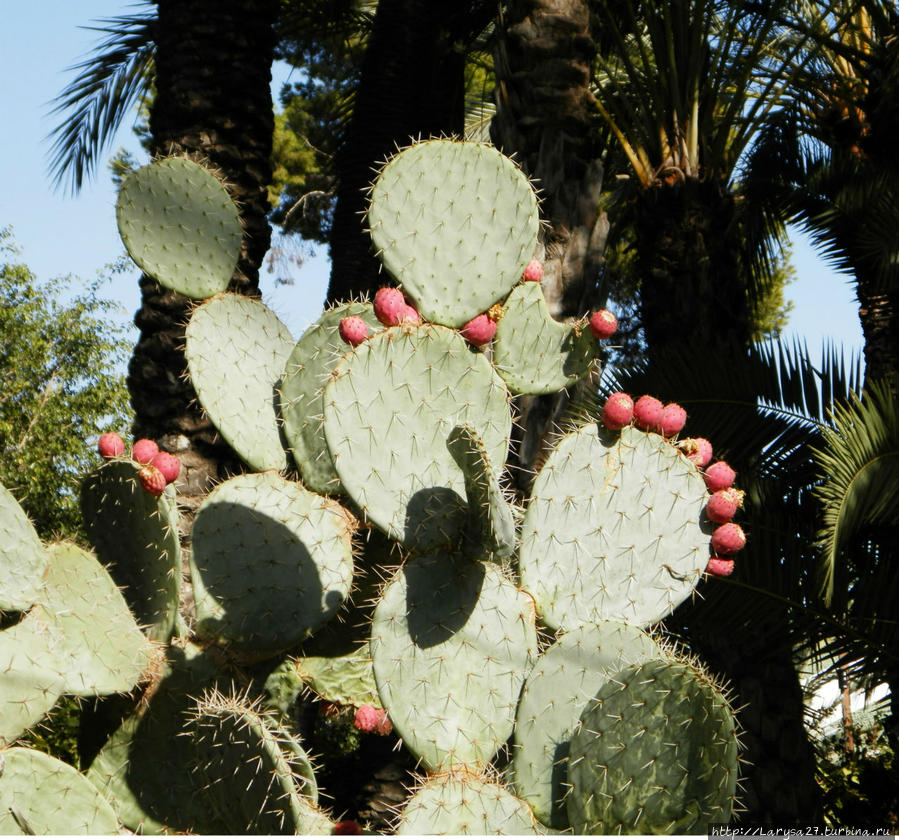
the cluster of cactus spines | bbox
[13,138,751,834]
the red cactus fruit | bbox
[334,820,362,835]
[374,287,410,326]
[601,392,634,430]
[151,452,181,485]
[659,403,687,437]
[704,461,736,492]
[138,464,166,497]
[679,437,714,468]
[353,704,380,733]
[588,309,618,340]
[522,259,543,282]
[339,316,368,346]
[400,302,421,324]
[706,556,735,577]
[633,395,663,431]
[460,312,498,346]
[706,488,744,524]
[711,523,746,555]
[98,432,125,459]
[132,438,159,465]
[374,709,393,736]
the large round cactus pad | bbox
[368,139,539,327]
[81,460,181,642]
[0,482,47,611]
[280,301,382,494]
[520,424,710,630]
[323,324,511,550]
[190,472,355,652]
[512,621,660,829]
[0,747,119,834]
[396,773,538,835]
[493,282,600,395]
[116,156,241,298]
[371,553,537,771]
[567,658,739,834]
[186,293,294,472]
[0,655,62,747]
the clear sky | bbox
[1,1,864,369]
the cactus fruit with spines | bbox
[15,138,748,833]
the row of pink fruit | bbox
[600,392,746,578]
[97,432,180,497]
[338,260,619,348]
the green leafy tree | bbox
[0,228,132,540]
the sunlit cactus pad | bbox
[116,157,242,298]
[186,293,294,472]
[81,460,181,642]
[280,301,382,494]
[396,772,539,835]
[294,648,382,709]
[0,482,47,611]
[323,325,511,550]
[520,424,710,630]
[512,621,661,829]
[567,658,740,834]
[0,658,61,748]
[371,552,537,771]
[190,472,355,652]
[493,281,600,395]
[0,748,119,835]
[368,139,539,327]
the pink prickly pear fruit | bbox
[679,437,714,468]
[339,316,368,346]
[132,438,159,464]
[601,392,634,430]
[711,522,746,555]
[633,395,664,431]
[400,302,421,324]
[522,259,543,282]
[98,432,125,459]
[334,821,362,835]
[151,451,181,485]
[374,287,409,326]
[353,704,380,733]
[374,709,392,736]
[706,488,744,524]
[704,460,736,492]
[460,312,498,346]
[138,464,166,497]
[588,309,618,340]
[659,403,687,437]
[706,556,735,577]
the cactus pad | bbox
[116,157,242,298]
[323,324,511,550]
[280,302,382,494]
[520,425,710,630]
[0,657,62,747]
[493,282,600,395]
[190,472,355,652]
[294,647,381,709]
[567,658,740,834]
[0,483,47,611]
[371,552,537,770]
[368,139,539,327]
[512,621,661,828]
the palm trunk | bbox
[855,272,899,392]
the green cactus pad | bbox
[368,139,539,327]
[0,658,62,747]
[520,425,710,630]
[190,472,355,653]
[447,423,516,559]
[371,552,537,771]
[185,292,294,472]
[116,156,242,298]
[512,621,661,829]
[280,302,382,494]
[493,282,600,395]
[323,324,511,550]
[0,747,119,834]
[80,460,181,642]
[396,772,539,835]
[294,647,381,709]
[567,658,740,834]
[0,482,48,611]
[188,689,326,834]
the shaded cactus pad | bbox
[116,156,242,298]
[0,482,47,611]
[520,425,710,630]
[368,139,539,327]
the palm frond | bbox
[46,4,156,194]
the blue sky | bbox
[1,1,864,367]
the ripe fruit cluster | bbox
[601,392,687,437]
[97,432,180,497]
